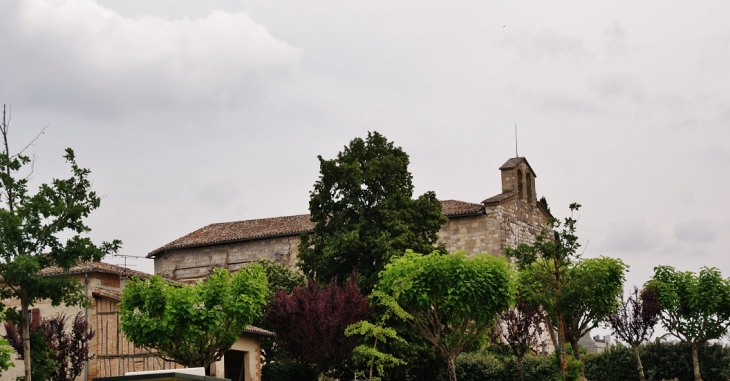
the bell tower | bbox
[499,157,537,204]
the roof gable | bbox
[499,157,537,177]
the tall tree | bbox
[508,203,627,375]
[5,312,95,381]
[0,337,14,378]
[0,105,121,381]
[378,250,513,381]
[604,285,661,381]
[492,297,544,381]
[265,277,370,380]
[647,266,730,381]
[298,131,447,292]
[119,267,268,370]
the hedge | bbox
[261,361,318,381]
[583,341,730,381]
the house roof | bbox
[499,157,537,177]
[40,261,152,279]
[243,325,276,337]
[149,200,492,258]
[482,191,517,205]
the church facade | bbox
[148,157,551,282]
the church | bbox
[148,157,552,282]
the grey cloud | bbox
[604,219,662,253]
[674,219,717,243]
[503,29,585,62]
[193,180,240,208]
[0,0,299,116]
[589,73,646,103]
[604,22,627,55]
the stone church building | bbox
[149,157,551,282]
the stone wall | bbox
[437,214,502,256]
[498,197,550,250]
[154,235,301,281]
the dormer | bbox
[499,157,537,204]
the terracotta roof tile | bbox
[40,261,152,279]
[149,200,494,257]
[440,200,485,216]
[243,325,275,337]
[482,191,516,205]
[499,157,536,176]
[92,288,123,301]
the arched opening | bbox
[517,169,524,200]
[526,173,533,203]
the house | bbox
[148,157,552,282]
[1,262,273,381]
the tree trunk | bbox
[518,357,525,381]
[556,314,567,376]
[633,345,645,381]
[447,355,457,381]
[570,339,588,381]
[21,296,32,381]
[691,343,702,381]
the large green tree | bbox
[0,105,121,381]
[378,250,513,381]
[508,203,627,374]
[298,131,447,292]
[119,267,268,370]
[647,266,730,381]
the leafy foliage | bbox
[0,337,14,378]
[5,312,94,381]
[252,259,307,363]
[378,250,513,381]
[298,131,447,293]
[604,285,661,381]
[0,106,121,381]
[265,277,370,377]
[119,267,268,368]
[346,291,412,381]
[647,265,730,381]
[492,298,545,381]
[583,341,730,381]
[508,203,627,373]
[455,352,577,381]
[261,361,318,381]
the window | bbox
[517,169,524,200]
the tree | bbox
[0,105,121,381]
[604,285,661,381]
[265,277,370,380]
[647,266,730,381]
[378,250,513,381]
[252,258,306,363]
[345,290,412,381]
[508,203,627,375]
[492,297,545,381]
[298,131,447,293]
[119,266,268,370]
[5,312,95,381]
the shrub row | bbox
[583,341,730,381]
[262,361,318,381]
[455,353,564,381]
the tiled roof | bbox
[482,191,516,205]
[149,200,495,257]
[243,325,276,337]
[39,261,152,279]
[92,288,123,301]
[440,200,485,216]
[148,214,314,257]
[499,157,536,176]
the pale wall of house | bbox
[154,236,301,281]
[211,335,262,381]
[437,214,502,256]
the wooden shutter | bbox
[31,308,40,330]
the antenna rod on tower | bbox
[515,123,518,158]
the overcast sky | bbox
[1,0,729,309]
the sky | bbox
[1,0,729,333]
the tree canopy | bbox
[265,277,370,379]
[119,267,268,369]
[0,105,121,381]
[378,250,513,381]
[647,265,730,381]
[298,131,446,292]
[508,203,627,374]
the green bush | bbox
[455,352,561,381]
[583,341,730,381]
[261,361,318,381]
